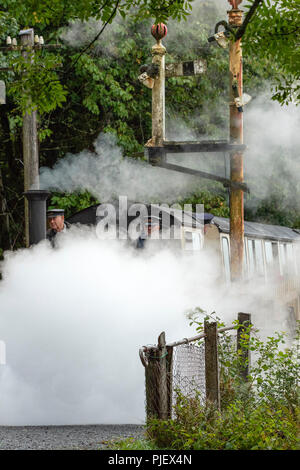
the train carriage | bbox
[67,202,300,323]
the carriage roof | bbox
[67,202,212,227]
[212,216,300,243]
[66,204,300,243]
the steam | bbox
[0,229,215,425]
[0,226,296,425]
[39,133,200,203]
[0,0,298,427]
[244,96,300,207]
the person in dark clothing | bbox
[136,216,160,249]
[46,209,71,247]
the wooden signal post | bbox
[228,0,244,281]
[144,3,247,283]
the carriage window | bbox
[272,242,280,273]
[272,242,279,259]
[286,244,295,275]
[243,241,248,278]
[192,232,202,250]
[279,243,288,275]
[222,237,231,283]
[184,230,202,251]
[248,239,255,277]
[265,241,273,265]
[265,240,280,276]
[254,239,264,276]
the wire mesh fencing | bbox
[172,342,206,411]
[139,312,252,421]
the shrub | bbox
[147,313,300,450]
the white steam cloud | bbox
[244,96,300,201]
[0,227,295,425]
[39,133,200,203]
[1,0,298,427]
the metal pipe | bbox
[140,325,236,355]
[24,190,50,245]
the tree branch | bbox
[70,0,121,70]
[235,0,264,40]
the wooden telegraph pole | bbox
[20,29,39,247]
[1,30,60,247]
[228,0,244,281]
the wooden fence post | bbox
[237,312,252,381]
[204,321,220,409]
[145,345,159,420]
[157,332,169,419]
[145,331,170,421]
[166,345,173,418]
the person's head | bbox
[143,217,160,237]
[47,209,65,232]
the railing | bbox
[139,312,251,420]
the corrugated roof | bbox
[212,216,300,242]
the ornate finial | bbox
[151,23,167,42]
[228,0,242,8]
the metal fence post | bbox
[204,321,220,409]
[237,312,252,381]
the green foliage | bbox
[0,0,194,26]
[147,397,299,450]
[242,0,300,105]
[49,190,99,218]
[177,190,230,217]
[0,1,300,250]
[152,395,299,451]
[145,312,300,450]
[7,51,67,116]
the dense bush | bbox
[145,314,300,450]
[147,398,298,450]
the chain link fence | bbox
[172,343,206,412]
[139,313,251,421]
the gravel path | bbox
[0,424,145,450]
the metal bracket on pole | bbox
[145,143,249,193]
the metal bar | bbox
[163,140,246,153]
[140,323,251,356]
[164,325,235,349]
[161,162,249,192]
